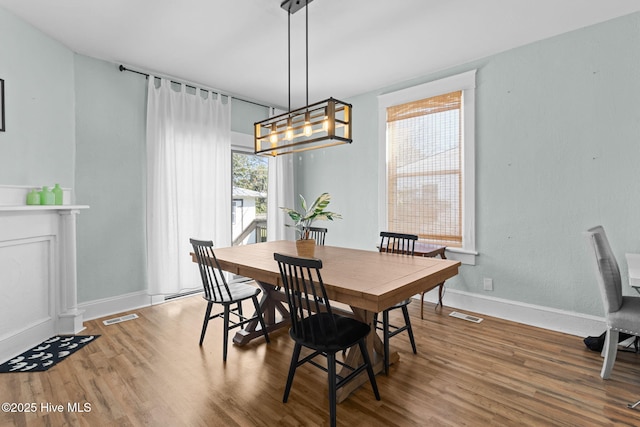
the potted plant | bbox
[281,192,342,257]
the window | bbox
[378,70,476,264]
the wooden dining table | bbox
[192,240,460,401]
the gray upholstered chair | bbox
[584,225,640,379]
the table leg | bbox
[336,308,396,403]
[233,281,290,345]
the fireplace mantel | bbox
[0,205,87,211]
[0,185,89,363]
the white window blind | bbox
[386,91,462,246]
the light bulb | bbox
[269,123,278,144]
[285,119,293,141]
[304,112,312,136]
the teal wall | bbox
[0,7,75,187]
[296,12,640,317]
[74,56,148,302]
[232,98,269,135]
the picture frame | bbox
[0,79,4,132]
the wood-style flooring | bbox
[2,294,640,426]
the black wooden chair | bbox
[274,252,380,427]
[376,231,418,374]
[307,226,327,245]
[190,238,270,362]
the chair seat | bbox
[390,298,411,309]
[291,313,371,351]
[206,280,260,303]
[609,296,640,334]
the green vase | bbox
[52,184,63,205]
[40,186,54,205]
[26,189,41,205]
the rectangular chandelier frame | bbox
[254,97,352,157]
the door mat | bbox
[0,335,100,373]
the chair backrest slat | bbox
[307,227,328,245]
[190,238,232,302]
[274,252,334,344]
[379,231,418,255]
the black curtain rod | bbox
[118,65,272,110]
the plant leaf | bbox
[280,207,301,222]
[309,193,330,214]
[314,212,342,221]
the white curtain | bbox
[146,77,231,295]
[267,154,295,241]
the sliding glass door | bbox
[231,151,268,246]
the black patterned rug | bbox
[0,335,100,373]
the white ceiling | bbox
[2,0,640,110]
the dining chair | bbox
[307,226,327,245]
[583,226,640,378]
[416,243,448,318]
[274,252,380,427]
[376,231,418,374]
[190,238,270,362]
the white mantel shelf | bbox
[0,205,89,211]
[0,185,89,363]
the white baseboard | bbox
[78,289,202,323]
[78,291,156,322]
[0,321,55,364]
[419,288,606,338]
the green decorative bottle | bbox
[26,189,40,205]
[52,183,63,205]
[39,186,54,205]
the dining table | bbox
[191,240,460,401]
[626,253,640,293]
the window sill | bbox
[445,247,477,265]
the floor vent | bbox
[449,311,483,323]
[103,313,139,326]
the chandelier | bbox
[254,0,353,156]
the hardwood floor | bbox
[2,295,640,426]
